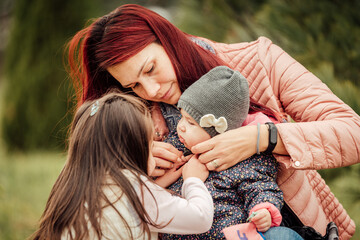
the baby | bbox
[162,66,290,240]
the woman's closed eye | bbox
[146,65,154,74]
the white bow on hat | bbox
[199,114,228,133]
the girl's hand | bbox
[155,161,186,188]
[182,155,209,182]
[151,141,184,177]
[191,125,259,171]
[151,102,169,141]
[249,209,271,232]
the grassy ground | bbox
[0,150,358,240]
[0,151,66,240]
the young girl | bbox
[161,66,303,240]
[31,91,213,240]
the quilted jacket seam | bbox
[319,129,330,169]
[332,124,344,168]
[299,124,315,169]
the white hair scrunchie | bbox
[199,114,228,133]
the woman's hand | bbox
[182,155,209,182]
[151,141,184,177]
[191,125,259,171]
[249,209,271,232]
[151,102,169,141]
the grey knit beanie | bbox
[177,66,249,137]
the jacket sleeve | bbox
[257,37,360,170]
[203,36,360,170]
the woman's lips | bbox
[161,84,172,101]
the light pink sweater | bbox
[201,36,359,239]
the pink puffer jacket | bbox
[201,36,359,239]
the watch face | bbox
[265,122,277,153]
[269,126,277,144]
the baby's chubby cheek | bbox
[186,134,211,150]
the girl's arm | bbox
[142,176,213,234]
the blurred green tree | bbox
[255,0,360,85]
[174,0,360,114]
[2,0,99,151]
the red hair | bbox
[67,4,227,106]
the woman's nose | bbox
[142,79,160,98]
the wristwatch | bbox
[264,122,277,154]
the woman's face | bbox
[107,43,182,105]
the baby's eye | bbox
[188,120,195,126]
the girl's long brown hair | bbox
[32,91,160,239]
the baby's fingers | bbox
[249,210,271,232]
[254,221,270,232]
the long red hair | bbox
[67,4,227,107]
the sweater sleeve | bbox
[257,37,360,170]
[141,177,214,234]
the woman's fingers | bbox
[191,139,214,158]
[205,159,221,171]
[191,127,258,171]
[152,141,183,163]
[155,157,174,169]
[151,141,185,177]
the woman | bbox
[67,4,359,239]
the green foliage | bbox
[2,0,99,151]
[255,0,360,86]
[307,62,360,114]
[174,0,360,114]
[253,0,360,114]
[175,0,265,42]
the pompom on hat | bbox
[177,66,250,137]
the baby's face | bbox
[177,109,211,149]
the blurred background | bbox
[0,0,359,239]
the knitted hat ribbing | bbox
[177,66,249,137]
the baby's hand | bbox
[249,208,271,232]
[182,155,209,182]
